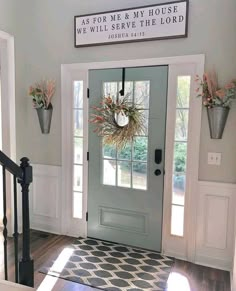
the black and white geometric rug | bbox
[39,237,173,291]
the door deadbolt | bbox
[155,149,162,164]
[154,169,162,176]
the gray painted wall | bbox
[1,0,236,182]
[0,0,30,163]
[0,0,14,33]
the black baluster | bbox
[13,175,19,283]
[2,166,8,280]
[19,158,34,287]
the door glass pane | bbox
[74,110,83,137]
[101,79,150,191]
[173,142,187,173]
[103,143,116,159]
[103,160,116,186]
[175,109,189,141]
[172,173,185,205]
[118,161,131,188]
[74,137,83,164]
[74,165,83,192]
[103,82,118,100]
[133,163,147,190]
[73,192,82,219]
[176,76,191,108]
[171,205,184,236]
[74,81,83,109]
[118,81,134,102]
[73,80,84,220]
[133,137,148,162]
[142,110,149,136]
[134,81,150,109]
[118,143,131,161]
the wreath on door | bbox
[89,94,146,149]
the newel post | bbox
[19,157,34,287]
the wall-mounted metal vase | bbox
[36,107,53,134]
[207,107,229,139]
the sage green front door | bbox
[88,66,168,251]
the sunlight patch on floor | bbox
[37,275,58,291]
[37,247,74,291]
[167,272,191,291]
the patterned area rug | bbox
[39,237,173,291]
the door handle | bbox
[154,169,162,176]
[155,149,162,164]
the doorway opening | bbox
[61,55,204,261]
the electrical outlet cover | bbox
[208,152,221,166]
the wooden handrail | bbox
[0,151,23,179]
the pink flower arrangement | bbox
[195,71,236,108]
[29,79,56,109]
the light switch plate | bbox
[208,152,222,166]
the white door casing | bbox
[162,63,203,261]
[0,30,16,235]
[61,69,89,237]
[61,55,204,262]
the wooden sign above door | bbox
[74,0,189,47]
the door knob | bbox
[154,169,162,176]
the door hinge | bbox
[163,169,165,175]
[86,212,88,222]
[87,88,90,98]
[87,152,89,161]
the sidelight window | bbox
[73,81,84,219]
[171,76,191,237]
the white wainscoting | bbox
[232,211,236,291]
[196,181,236,271]
[29,164,62,234]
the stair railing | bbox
[0,151,33,287]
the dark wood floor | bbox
[0,230,231,290]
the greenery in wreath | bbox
[89,95,146,149]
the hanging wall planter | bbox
[195,71,236,140]
[36,107,53,134]
[28,79,56,134]
[207,107,229,139]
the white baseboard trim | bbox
[30,225,61,236]
[163,250,232,271]
[195,254,232,271]
[65,231,81,238]
[30,217,62,235]
[162,250,187,261]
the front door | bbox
[88,66,168,251]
